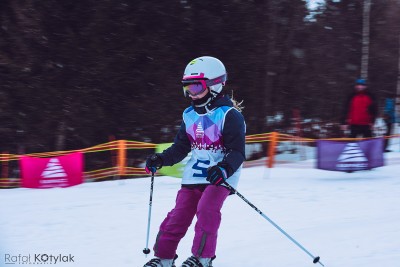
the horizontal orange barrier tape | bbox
[0,140,156,162]
[1,134,399,162]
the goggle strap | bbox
[206,74,227,87]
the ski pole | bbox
[224,182,324,266]
[143,166,156,255]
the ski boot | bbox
[181,255,216,267]
[143,254,178,267]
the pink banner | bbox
[20,152,84,188]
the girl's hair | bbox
[229,90,244,112]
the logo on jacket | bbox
[195,122,204,139]
[336,143,368,170]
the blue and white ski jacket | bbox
[159,95,246,189]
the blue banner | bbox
[317,138,384,172]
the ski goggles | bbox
[182,73,227,97]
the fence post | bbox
[117,140,127,176]
[268,132,278,168]
[1,151,9,187]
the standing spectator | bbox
[383,93,396,152]
[341,78,377,138]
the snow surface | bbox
[1,151,400,267]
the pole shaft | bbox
[144,172,155,251]
[225,183,324,266]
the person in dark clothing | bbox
[383,93,397,152]
[341,79,377,138]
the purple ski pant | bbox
[153,185,230,259]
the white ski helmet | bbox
[182,56,227,98]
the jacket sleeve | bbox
[159,121,191,166]
[218,108,246,177]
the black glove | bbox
[206,165,228,186]
[145,154,163,174]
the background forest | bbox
[0,0,399,154]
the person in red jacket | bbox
[341,79,377,138]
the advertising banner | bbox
[20,152,84,188]
[317,138,384,172]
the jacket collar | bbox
[192,95,233,114]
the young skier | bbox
[143,56,246,267]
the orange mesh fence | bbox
[1,133,399,188]
[0,140,156,188]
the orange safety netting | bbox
[1,133,399,188]
[0,140,156,162]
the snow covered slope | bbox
[1,153,400,267]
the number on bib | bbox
[192,159,210,177]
